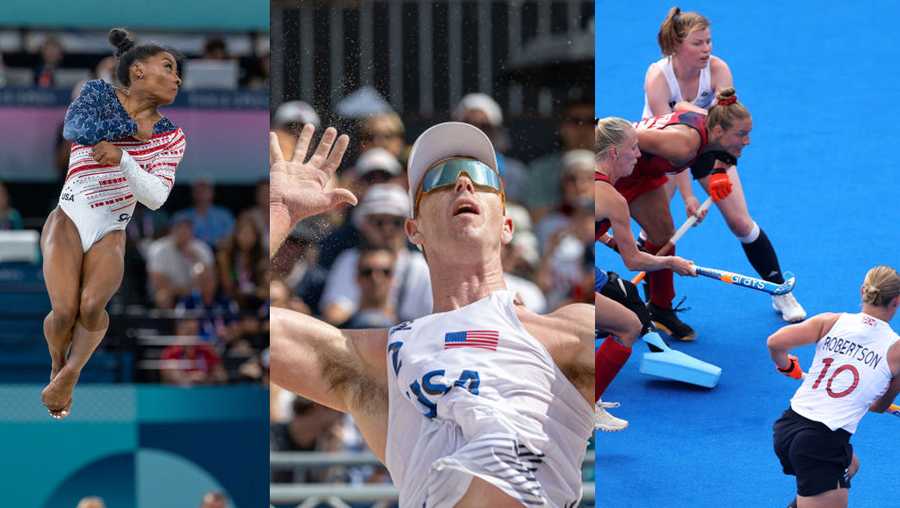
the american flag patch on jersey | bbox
[444,330,500,351]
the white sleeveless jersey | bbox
[791,313,899,433]
[641,56,715,119]
[384,290,593,508]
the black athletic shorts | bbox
[773,408,853,497]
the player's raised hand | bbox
[269,125,357,227]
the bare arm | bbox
[644,65,673,118]
[767,313,840,370]
[871,342,900,412]
[710,56,734,92]
[597,183,693,274]
[270,306,389,459]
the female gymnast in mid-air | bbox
[40,28,185,418]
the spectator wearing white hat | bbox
[502,203,547,314]
[535,149,595,251]
[317,147,404,270]
[320,184,432,325]
[453,93,528,204]
[272,100,320,157]
[525,93,595,222]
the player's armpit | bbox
[270,307,388,414]
[523,303,594,401]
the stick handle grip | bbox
[631,196,713,284]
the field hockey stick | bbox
[631,196,713,285]
[694,266,796,295]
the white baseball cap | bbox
[406,121,498,217]
[352,184,410,229]
[273,100,320,129]
[453,93,503,127]
[354,147,402,178]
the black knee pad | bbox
[600,271,652,335]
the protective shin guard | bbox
[645,241,675,309]
[739,228,784,284]
[595,336,633,401]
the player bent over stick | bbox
[594,117,696,431]
[769,266,900,508]
[271,123,595,507]
[41,29,185,418]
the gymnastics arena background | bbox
[596,1,900,507]
[0,2,269,507]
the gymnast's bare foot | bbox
[41,366,79,419]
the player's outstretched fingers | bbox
[292,123,316,163]
[323,134,350,175]
[269,132,284,165]
[309,127,337,167]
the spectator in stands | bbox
[243,49,269,90]
[320,184,432,325]
[34,36,65,88]
[217,214,265,309]
[270,277,310,314]
[358,112,407,163]
[146,216,215,309]
[0,181,23,230]
[173,178,235,248]
[502,204,546,313]
[175,267,239,344]
[271,100,320,173]
[242,179,269,249]
[270,397,345,483]
[199,491,228,508]
[537,198,595,309]
[318,147,403,269]
[160,318,227,386]
[71,56,117,98]
[526,93,595,221]
[452,93,528,204]
[76,497,105,508]
[341,245,398,329]
[535,149,595,250]
[271,224,329,313]
[202,38,229,60]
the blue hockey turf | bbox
[595,1,900,506]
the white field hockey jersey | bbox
[641,56,715,119]
[384,290,593,508]
[791,313,899,433]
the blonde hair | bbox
[862,265,900,307]
[595,117,634,161]
[658,7,710,56]
[707,87,750,131]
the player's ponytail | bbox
[657,7,710,56]
[862,265,900,307]
[707,88,750,132]
[595,117,634,162]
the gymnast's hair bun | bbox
[108,28,135,57]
